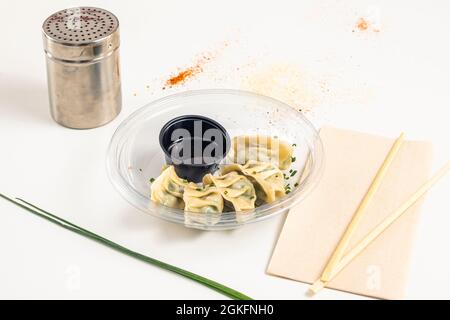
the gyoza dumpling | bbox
[150,166,188,209]
[203,171,256,212]
[221,160,285,203]
[183,183,224,214]
[183,183,224,226]
[230,135,293,170]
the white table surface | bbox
[0,0,449,300]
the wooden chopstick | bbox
[310,162,450,294]
[319,133,405,282]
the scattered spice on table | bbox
[354,17,380,33]
[356,18,369,31]
[242,64,320,113]
[163,42,229,89]
[165,66,202,87]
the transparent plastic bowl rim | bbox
[106,89,324,230]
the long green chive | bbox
[0,193,252,300]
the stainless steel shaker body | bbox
[42,7,121,129]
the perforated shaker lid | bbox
[42,7,120,62]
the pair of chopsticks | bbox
[309,133,450,294]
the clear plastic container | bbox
[107,89,323,230]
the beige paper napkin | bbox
[267,127,433,299]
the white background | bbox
[0,0,449,299]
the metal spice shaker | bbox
[42,7,122,129]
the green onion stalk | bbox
[0,193,252,300]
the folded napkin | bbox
[267,127,433,299]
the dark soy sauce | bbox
[168,137,220,165]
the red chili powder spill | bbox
[165,65,202,87]
[356,18,369,31]
[164,41,229,88]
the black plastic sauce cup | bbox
[159,115,230,182]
